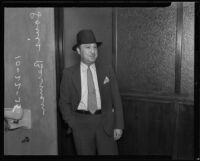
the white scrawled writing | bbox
[34,61,45,115]
[30,11,41,52]
[30,10,45,116]
[14,56,22,111]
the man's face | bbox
[77,43,98,65]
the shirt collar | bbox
[80,62,96,71]
[80,62,88,71]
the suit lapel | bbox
[95,62,104,97]
[72,63,81,100]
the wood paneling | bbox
[118,97,177,155]
[117,95,194,159]
[172,103,194,159]
[115,2,194,159]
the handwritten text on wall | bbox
[30,10,45,116]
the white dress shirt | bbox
[77,62,101,110]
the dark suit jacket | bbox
[59,62,124,136]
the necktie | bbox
[87,66,97,114]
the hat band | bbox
[78,40,99,45]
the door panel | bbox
[4,8,57,155]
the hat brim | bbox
[72,42,102,51]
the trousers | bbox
[71,112,118,155]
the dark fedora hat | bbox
[72,29,102,51]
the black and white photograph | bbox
[3,1,199,160]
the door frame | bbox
[54,7,64,155]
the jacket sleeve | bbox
[109,65,124,130]
[59,69,74,126]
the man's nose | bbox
[90,48,95,53]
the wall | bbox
[4,8,57,155]
[115,2,194,159]
[116,3,177,94]
[181,2,194,98]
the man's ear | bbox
[76,47,80,55]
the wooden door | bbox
[4,8,57,155]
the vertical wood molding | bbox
[55,8,64,98]
[54,7,64,155]
[175,2,183,94]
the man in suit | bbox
[59,29,124,155]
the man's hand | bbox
[114,129,123,141]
